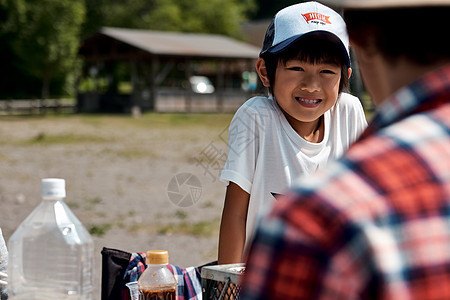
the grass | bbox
[175,209,188,219]
[84,197,102,210]
[0,112,233,131]
[73,112,233,130]
[157,219,220,237]
[127,218,220,238]
[66,201,80,209]
[88,223,112,237]
[133,113,233,128]
[26,132,110,145]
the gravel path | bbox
[0,114,231,298]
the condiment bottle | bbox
[138,250,177,300]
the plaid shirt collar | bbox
[361,63,450,139]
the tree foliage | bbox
[82,0,256,39]
[143,0,256,37]
[0,0,39,98]
[0,0,258,99]
[1,0,85,98]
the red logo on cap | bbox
[302,13,331,24]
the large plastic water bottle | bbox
[7,178,94,300]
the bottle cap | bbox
[41,178,66,198]
[146,250,169,265]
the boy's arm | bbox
[218,182,250,264]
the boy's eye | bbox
[321,69,337,74]
[287,67,304,71]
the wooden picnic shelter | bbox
[78,27,261,113]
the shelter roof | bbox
[82,27,260,60]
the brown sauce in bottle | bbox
[139,288,176,300]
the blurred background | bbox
[0,0,275,103]
[0,0,370,114]
[0,1,372,298]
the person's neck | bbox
[286,113,324,143]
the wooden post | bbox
[130,59,141,114]
[185,59,192,113]
[150,56,159,111]
[216,60,225,113]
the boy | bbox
[240,0,450,299]
[0,226,7,299]
[218,1,367,264]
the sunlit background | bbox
[0,1,373,298]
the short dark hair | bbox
[344,7,450,65]
[261,32,350,95]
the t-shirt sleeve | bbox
[220,101,260,194]
[339,93,368,142]
[354,97,368,137]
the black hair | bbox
[344,7,450,66]
[260,32,350,95]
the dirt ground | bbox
[0,113,233,298]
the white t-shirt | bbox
[220,94,367,249]
[0,226,7,298]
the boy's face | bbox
[272,58,342,127]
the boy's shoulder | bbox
[237,95,279,114]
[243,95,274,107]
[231,96,280,126]
[335,92,365,112]
[338,92,361,105]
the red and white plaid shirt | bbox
[240,64,450,300]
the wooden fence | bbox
[0,99,76,115]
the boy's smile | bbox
[295,97,322,108]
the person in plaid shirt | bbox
[240,0,450,299]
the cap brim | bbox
[262,31,351,67]
[319,0,450,8]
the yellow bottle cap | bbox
[146,250,169,265]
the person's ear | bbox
[347,67,352,79]
[256,58,270,87]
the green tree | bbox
[82,0,256,39]
[0,0,37,98]
[81,0,103,39]
[143,0,257,37]
[5,0,85,99]
[1,0,257,99]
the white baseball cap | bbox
[319,0,450,9]
[260,1,350,66]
